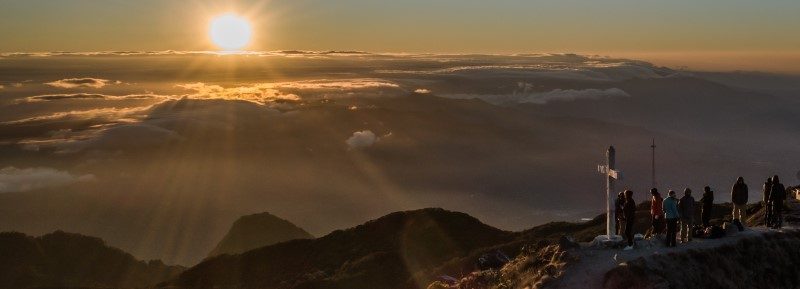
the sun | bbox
[209,13,253,51]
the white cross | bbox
[597,146,622,239]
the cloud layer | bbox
[22,93,163,102]
[442,86,630,105]
[0,167,95,193]
[177,79,402,105]
[45,78,113,89]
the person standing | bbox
[731,177,749,225]
[763,177,773,227]
[615,191,625,236]
[770,175,787,229]
[678,188,695,243]
[663,190,680,247]
[623,190,637,250]
[650,188,664,237]
[700,186,714,227]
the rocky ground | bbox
[430,197,800,289]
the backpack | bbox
[704,225,725,239]
[692,225,706,238]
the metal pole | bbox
[651,139,656,188]
[607,146,616,237]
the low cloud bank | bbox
[45,78,113,89]
[3,105,154,125]
[22,93,163,102]
[0,167,95,193]
[442,86,630,105]
[177,79,402,105]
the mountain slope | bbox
[168,208,516,289]
[208,212,313,257]
[0,231,184,289]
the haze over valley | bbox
[0,52,798,265]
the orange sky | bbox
[1,0,799,73]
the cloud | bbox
[177,79,402,105]
[271,79,399,91]
[414,89,431,94]
[0,167,95,193]
[441,86,630,105]
[18,124,183,153]
[346,130,378,149]
[45,78,113,89]
[177,82,300,105]
[21,93,165,102]
[63,124,183,153]
[3,105,154,125]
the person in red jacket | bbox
[650,188,664,237]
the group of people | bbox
[764,175,789,228]
[614,175,788,250]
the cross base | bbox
[591,234,625,248]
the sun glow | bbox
[209,13,252,51]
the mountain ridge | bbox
[208,211,313,258]
[0,230,184,289]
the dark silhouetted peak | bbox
[208,212,313,257]
[0,231,183,289]
[170,208,514,289]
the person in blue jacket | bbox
[662,190,680,247]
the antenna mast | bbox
[651,138,656,188]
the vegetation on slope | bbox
[0,231,184,289]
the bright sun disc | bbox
[209,13,252,50]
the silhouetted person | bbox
[763,177,773,227]
[770,175,787,229]
[615,191,625,236]
[731,177,749,225]
[650,188,664,237]
[700,186,714,227]
[623,190,637,250]
[678,188,695,243]
[663,190,680,247]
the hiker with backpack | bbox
[663,190,680,247]
[623,190,637,250]
[700,186,714,227]
[731,177,749,228]
[650,188,665,237]
[770,175,787,229]
[678,188,695,243]
[763,177,773,227]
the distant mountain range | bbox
[168,208,516,289]
[208,212,314,257]
[0,231,183,289]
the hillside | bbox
[0,231,184,289]
[208,212,314,257]
[168,208,517,289]
[430,196,800,289]
[603,230,800,289]
[165,197,767,289]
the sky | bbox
[1,0,799,69]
